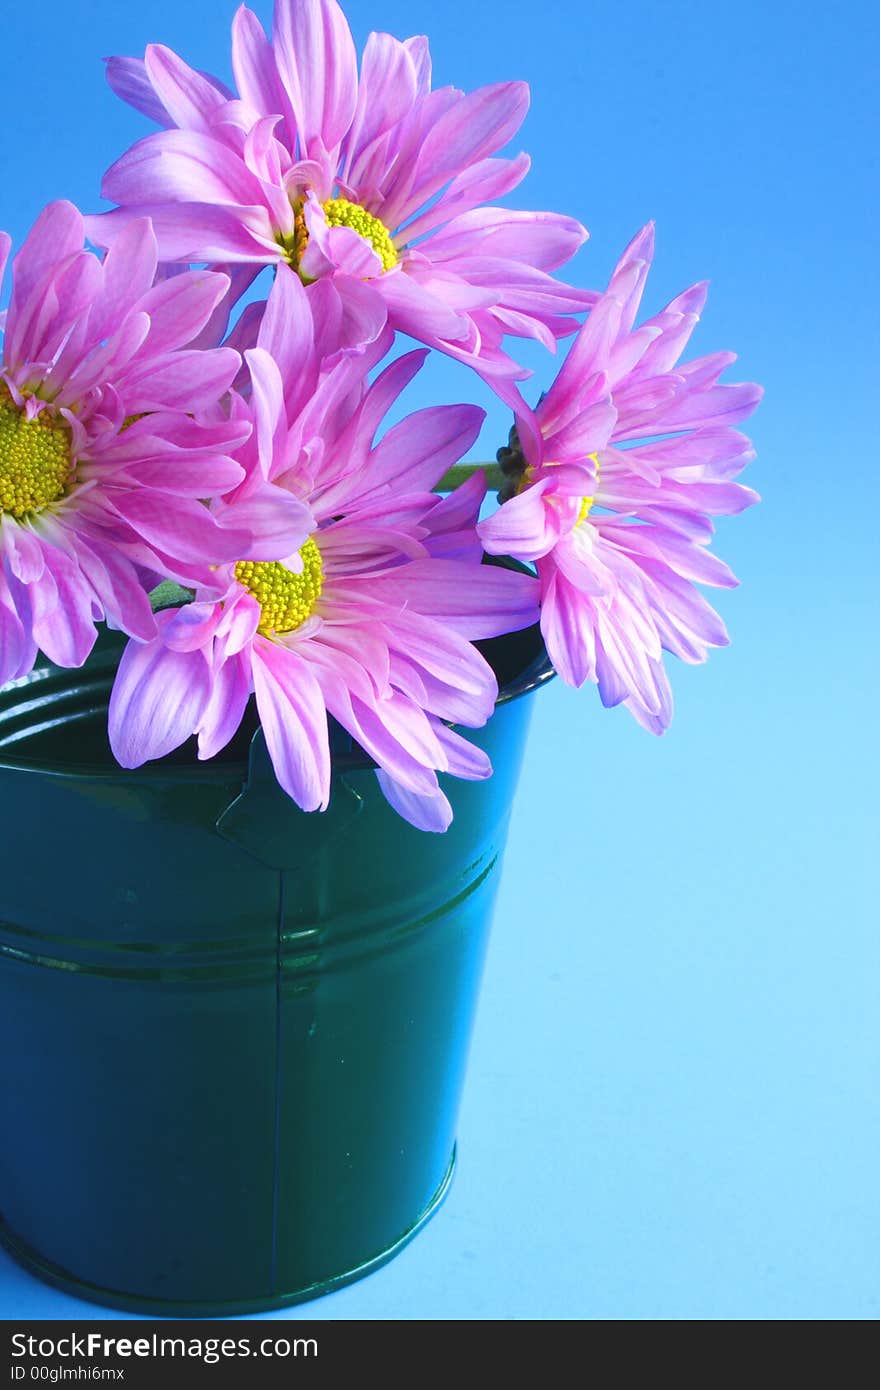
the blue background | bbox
[1,0,876,1320]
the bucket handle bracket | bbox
[216,729,364,870]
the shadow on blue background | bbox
[1,0,876,1319]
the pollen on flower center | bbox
[0,387,74,519]
[577,493,595,524]
[322,198,399,272]
[282,197,311,272]
[577,454,601,525]
[235,537,324,636]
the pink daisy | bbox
[87,0,594,404]
[479,223,762,732]
[0,200,273,685]
[109,270,540,831]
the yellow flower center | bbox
[235,537,324,636]
[322,198,399,272]
[577,493,595,525]
[0,386,74,519]
[279,196,399,278]
[285,197,311,271]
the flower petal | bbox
[427,207,588,273]
[363,558,541,639]
[410,82,530,208]
[29,545,97,669]
[105,56,176,128]
[102,128,273,209]
[86,203,281,264]
[478,479,561,562]
[197,651,254,760]
[109,625,212,766]
[232,6,292,127]
[251,636,330,811]
[375,770,453,833]
[362,403,485,499]
[396,155,530,243]
[111,491,250,567]
[272,0,358,159]
[143,43,229,132]
[216,485,314,563]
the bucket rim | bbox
[0,626,554,784]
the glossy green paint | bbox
[0,624,551,1315]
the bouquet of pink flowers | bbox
[0,0,760,833]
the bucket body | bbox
[0,625,549,1314]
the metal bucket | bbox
[0,621,551,1315]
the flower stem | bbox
[435,463,505,493]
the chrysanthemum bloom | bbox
[0,200,269,685]
[87,0,594,403]
[109,271,540,831]
[479,224,762,732]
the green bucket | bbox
[0,622,551,1315]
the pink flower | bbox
[109,270,540,831]
[87,0,594,404]
[479,224,762,732]
[0,201,268,684]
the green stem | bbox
[435,463,505,493]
